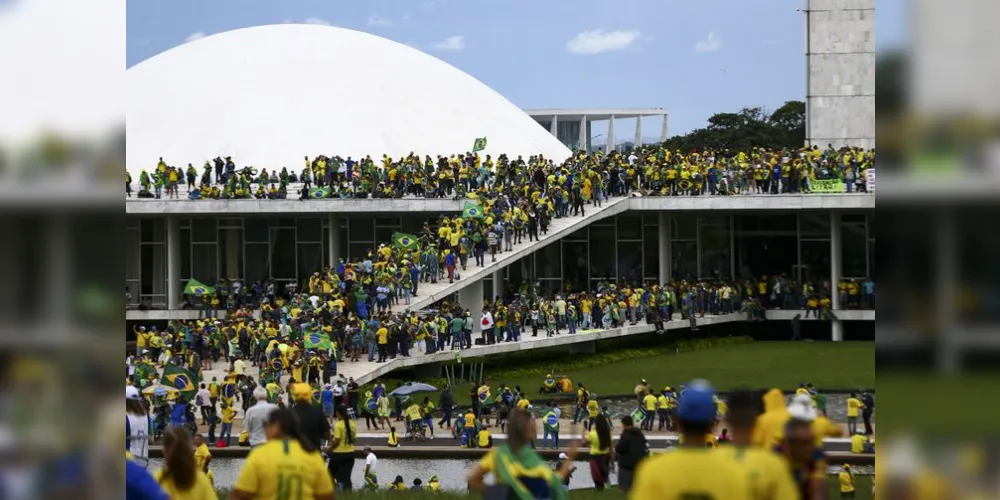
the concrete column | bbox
[830,211,843,341]
[634,116,643,147]
[549,115,558,135]
[328,214,341,267]
[47,216,71,320]
[660,113,669,141]
[458,279,484,333]
[578,115,588,151]
[658,212,671,285]
[167,215,181,310]
[607,115,615,153]
[492,268,504,300]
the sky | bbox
[127,0,903,137]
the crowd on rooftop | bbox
[125,144,874,200]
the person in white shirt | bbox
[195,384,213,424]
[243,386,278,447]
[363,446,379,488]
[125,387,151,465]
[480,311,494,345]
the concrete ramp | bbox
[390,196,632,314]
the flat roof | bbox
[125,193,874,215]
[524,108,668,121]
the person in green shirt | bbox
[449,315,465,350]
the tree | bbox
[658,100,806,152]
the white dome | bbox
[126,24,571,175]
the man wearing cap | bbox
[555,452,576,491]
[631,380,749,499]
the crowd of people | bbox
[126,373,875,499]
[125,144,874,200]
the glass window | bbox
[699,223,731,279]
[349,243,372,261]
[800,240,831,284]
[402,216,429,235]
[737,236,796,279]
[799,213,831,238]
[867,214,875,239]
[274,217,296,228]
[643,225,659,282]
[375,227,396,246]
[537,279,563,295]
[672,215,697,240]
[566,227,588,241]
[245,217,270,242]
[219,218,243,228]
[218,229,243,280]
[375,216,401,226]
[671,241,697,280]
[297,243,323,280]
[296,217,322,242]
[140,244,166,296]
[617,241,642,285]
[589,226,616,279]
[245,243,269,284]
[140,218,165,243]
[616,214,642,240]
[192,218,217,243]
[180,229,191,279]
[270,228,296,279]
[562,241,588,291]
[536,241,562,279]
[191,243,217,284]
[842,213,866,224]
[349,217,375,241]
[126,229,140,281]
[842,222,868,278]
[868,240,876,280]
[643,214,658,226]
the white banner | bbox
[866,168,875,192]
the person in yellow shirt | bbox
[376,326,389,363]
[850,429,872,453]
[811,409,843,448]
[230,408,334,500]
[327,404,359,489]
[476,427,493,448]
[751,388,790,448]
[631,380,750,500]
[716,389,799,500]
[845,392,864,435]
[838,464,855,498]
[192,434,212,475]
[156,428,216,500]
[641,391,657,431]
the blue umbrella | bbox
[389,382,439,396]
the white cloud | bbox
[566,29,641,55]
[432,35,465,51]
[368,14,393,27]
[184,31,205,43]
[303,17,332,26]
[695,32,722,53]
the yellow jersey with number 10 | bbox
[233,439,333,500]
[715,445,799,500]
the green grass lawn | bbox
[460,342,874,403]
[218,475,873,499]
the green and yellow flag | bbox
[392,232,420,251]
[183,279,214,296]
[462,201,484,219]
[162,364,198,401]
[472,137,487,152]
[309,187,332,199]
[304,331,333,350]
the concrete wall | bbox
[806,0,876,149]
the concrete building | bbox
[805,0,876,149]
[126,25,571,176]
[126,194,875,343]
[526,109,669,152]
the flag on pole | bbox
[183,279,214,296]
[392,232,420,251]
[462,201,484,219]
[472,137,487,152]
[304,331,333,350]
[162,365,198,400]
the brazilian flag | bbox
[304,331,333,350]
[221,380,237,408]
[462,201,484,219]
[312,384,322,404]
[183,278,214,296]
[162,365,197,401]
[472,137,487,153]
[392,232,419,251]
[310,187,331,199]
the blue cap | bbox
[677,379,717,424]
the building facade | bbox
[126,201,874,313]
[526,109,669,152]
